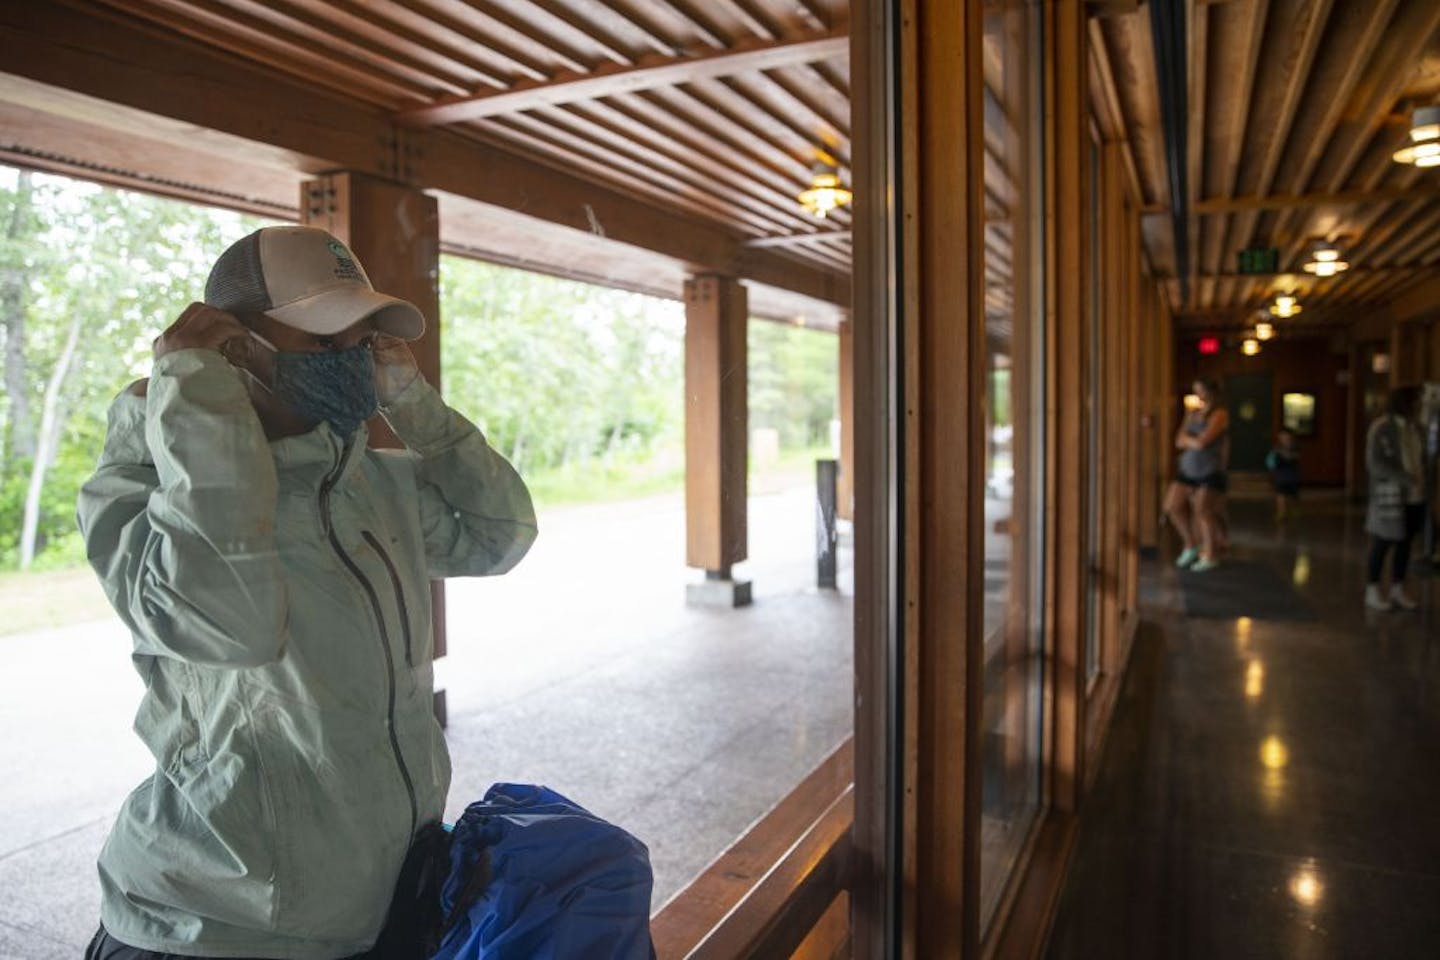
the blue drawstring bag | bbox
[430,784,656,960]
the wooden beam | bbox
[299,171,451,698]
[903,0,987,954]
[0,97,299,220]
[1193,183,1440,214]
[399,31,848,127]
[837,318,854,522]
[849,0,898,954]
[684,275,749,575]
[0,1,848,308]
[1187,266,1432,282]
[650,740,854,956]
[743,230,852,249]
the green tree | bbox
[749,320,839,450]
[0,167,269,568]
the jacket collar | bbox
[270,421,370,490]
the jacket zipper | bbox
[320,459,418,841]
[363,530,415,667]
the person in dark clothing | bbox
[1266,428,1302,523]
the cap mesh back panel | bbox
[205,231,272,313]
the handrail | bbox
[652,739,855,959]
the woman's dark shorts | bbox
[1178,472,1228,494]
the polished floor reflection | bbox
[1047,498,1440,959]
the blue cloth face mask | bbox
[252,335,378,438]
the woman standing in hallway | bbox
[1165,378,1230,572]
[1365,386,1426,611]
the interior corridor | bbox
[1046,498,1440,959]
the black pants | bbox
[85,927,367,960]
[1368,504,1428,585]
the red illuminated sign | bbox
[1198,336,1220,355]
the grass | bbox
[0,566,114,638]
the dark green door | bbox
[1226,372,1273,471]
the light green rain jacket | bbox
[76,348,537,959]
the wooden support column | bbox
[1046,0,1090,819]
[837,317,855,523]
[900,0,987,955]
[300,171,449,720]
[684,274,751,607]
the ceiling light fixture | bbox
[1254,321,1275,341]
[1393,105,1440,168]
[797,164,853,219]
[1242,338,1261,356]
[1269,293,1303,319]
[1303,241,1350,277]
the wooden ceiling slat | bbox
[586,0,684,57]
[3,0,849,305]
[1267,0,1400,197]
[743,230,848,250]
[1225,0,1334,310]
[656,0,731,50]
[389,0,589,77]
[1200,0,1269,288]
[527,101,820,234]
[640,83,811,182]
[593,90,844,229]
[807,59,851,103]
[511,0,638,65]
[1188,0,1209,308]
[483,108,789,234]
[452,118,758,235]
[279,0,527,87]
[399,32,846,126]
[1308,1,1440,197]
[97,0,433,105]
[709,0,783,41]
[702,73,852,170]
[1360,200,1440,269]
[203,0,478,94]
[760,65,849,138]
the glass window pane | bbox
[981,0,1046,929]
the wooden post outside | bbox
[299,171,449,716]
[684,274,751,605]
[837,317,855,523]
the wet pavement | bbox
[0,484,852,958]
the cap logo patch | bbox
[327,240,363,282]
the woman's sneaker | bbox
[1390,586,1419,611]
[1191,556,1221,573]
[1366,585,1392,612]
[1175,547,1199,569]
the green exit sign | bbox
[1238,247,1279,274]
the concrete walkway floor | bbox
[1047,499,1440,959]
[0,483,852,959]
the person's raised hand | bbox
[372,333,420,404]
[154,303,252,364]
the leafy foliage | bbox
[0,166,840,570]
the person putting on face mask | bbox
[77,226,537,960]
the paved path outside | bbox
[0,483,852,958]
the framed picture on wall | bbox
[1282,392,1318,436]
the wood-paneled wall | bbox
[1176,336,1351,487]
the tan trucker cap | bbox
[204,226,425,340]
